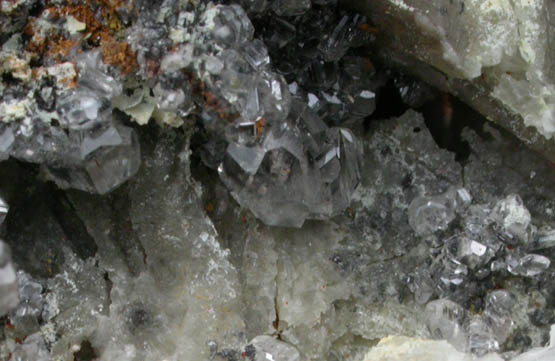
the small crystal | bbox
[0,241,19,316]
[10,271,44,334]
[467,316,499,356]
[213,5,254,46]
[484,290,516,343]
[160,44,194,72]
[0,123,15,159]
[153,83,186,111]
[243,39,271,70]
[256,71,291,122]
[250,335,300,361]
[408,268,435,304]
[408,195,456,236]
[76,50,122,98]
[261,17,296,49]
[492,195,531,241]
[507,254,551,277]
[58,90,107,130]
[425,299,468,352]
[452,236,494,270]
[0,195,8,225]
[271,0,311,16]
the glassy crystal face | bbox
[0,195,7,225]
[219,101,361,227]
[425,299,467,351]
[42,122,141,194]
[0,241,19,316]
[408,187,470,236]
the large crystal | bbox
[219,101,361,227]
[42,122,141,194]
[0,241,18,316]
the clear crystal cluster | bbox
[409,192,551,301]
[407,190,553,355]
[0,50,140,194]
[156,2,373,227]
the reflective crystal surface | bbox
[408,187,469,236]
[0,241,19,316]
[0,195,7,225]
[219,101,362,227]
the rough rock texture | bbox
[342,0,555,163]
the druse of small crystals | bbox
[1,0,555,361]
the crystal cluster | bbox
[0,1,554,361]
[152,2,374,226]
[0,49,140,194]
[408,190,552,309]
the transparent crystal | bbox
[213,5,255,46]
[0,241,19,316]
[451,235,494,270]
[261,17,296,49]
[243,39,271,70]
[250,335,300,361]
[43,122,141,194]
[0,123,15,159]
[408,268,435,305]
[0,195,7,225]
[408,194,456,236]
[10,271,44,335]
[467,316,499,356]
[256,71,292,122]
[218,103,361,227]
[483,290,516,344]
[491,195,531,241]
[425,299,468,352]
[76,50,122,99]
[507,253,551,277]
[434,254,468,289]
[271,0,311,16]
[57,89,108,130]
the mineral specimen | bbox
[0,1,554,361]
